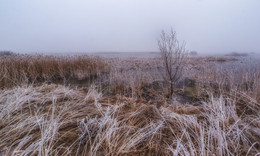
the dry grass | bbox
[0,54,260,155]
[0,54,110,89]
[0,84,259,155]
[185,57,260,101]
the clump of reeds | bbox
[0,84,259,155]
[0,54,110,89]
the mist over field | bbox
[1,0,260,55]
[1,1,260,155]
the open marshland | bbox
[0,53,259,156]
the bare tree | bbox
[158,29,187,98]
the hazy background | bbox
[0,0,260,55]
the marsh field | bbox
[0,52,260,156]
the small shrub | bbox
[158,29,187,98]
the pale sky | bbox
[0,0,260,54]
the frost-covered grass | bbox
[0,84,259,155]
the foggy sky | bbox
[0,0,260,54]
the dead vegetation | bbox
[0,84,259,155]
[0,54,110,89]
[0,53,260,155]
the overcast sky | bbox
[0,0,260,54]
